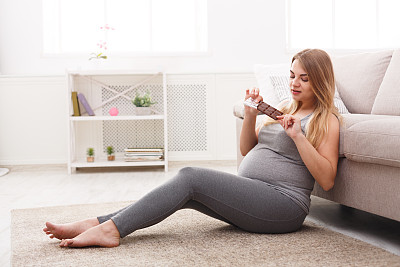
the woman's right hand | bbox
[244,88,263,118]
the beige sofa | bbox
[233,49,400,222]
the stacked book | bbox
[124,148,164,162]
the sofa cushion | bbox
[332,50,393,114]
[343,117,400,168]
[270,75,291,103]
[339,114,393,157]
[371,49,400,115]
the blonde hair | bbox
[263,49,341,148]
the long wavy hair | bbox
[263,49,341,148]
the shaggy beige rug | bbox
[11,201,400,266]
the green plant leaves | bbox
[88,52,107,60]
[87,147,94,156]
[106,146,114,155]
[132,91,156,107]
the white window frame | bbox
[42,0,209,58]
[286,0,400,53]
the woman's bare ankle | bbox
[85,218,101,227]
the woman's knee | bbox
[178,166,199,176]
[174,166,211,191]
[175,167,200,183]
[171,167,199,189]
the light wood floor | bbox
[1,161,399,266]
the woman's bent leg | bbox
[107,167,306,238]
[181,200,233,225]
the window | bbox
[42,0,208,55]
[286,0,400,51]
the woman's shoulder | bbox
[328,113,340,131]
[329,112,340,122]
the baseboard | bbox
[0,159,67,165]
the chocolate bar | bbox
[257,102,284,120]
[243,97,284,120]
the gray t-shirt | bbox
[238,114,315,213]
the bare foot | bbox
[59,220,120,248]
[43,218,99,240]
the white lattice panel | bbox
[102,120,164,152]
[101,85,164,116]
[101,83,165,152]
[100,78,210,153]
[167,83,208,152]
[102,84,164,152]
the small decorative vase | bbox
[135,107,152,115]
[88,58,108,69]
[107,155,115,161]
[87,156,94,162]
[109,107,119,116]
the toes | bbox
[46,222,55,230]
[66,239,74,246]
[59,239,73,247]
[44,230,51,237]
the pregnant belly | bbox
[238,146,311,185]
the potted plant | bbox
[107,146,115,161]
[132,91,156,115]
[87,147,95,162]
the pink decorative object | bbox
[109,107,119,116]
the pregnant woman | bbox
[44,48,340,248]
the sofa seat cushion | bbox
[339,114,393,157]
[344,117,400,168]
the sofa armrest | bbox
[233,100,267,124]
[233,100,245,119]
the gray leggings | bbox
[98,167,307,237]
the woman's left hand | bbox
[276,114,303,140]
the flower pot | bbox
[135,107,152,116]
[85,58,108,70]
[87,156,95,162]
[107,155,115,161]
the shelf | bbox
[67,70,168,174]
[70,115,165,121]
[71,159,166,168]
[68,70,162,76]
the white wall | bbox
[0,0,292,75]
[0,76,68,164]
[0,0,291,165]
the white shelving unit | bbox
[66,70,168,174]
